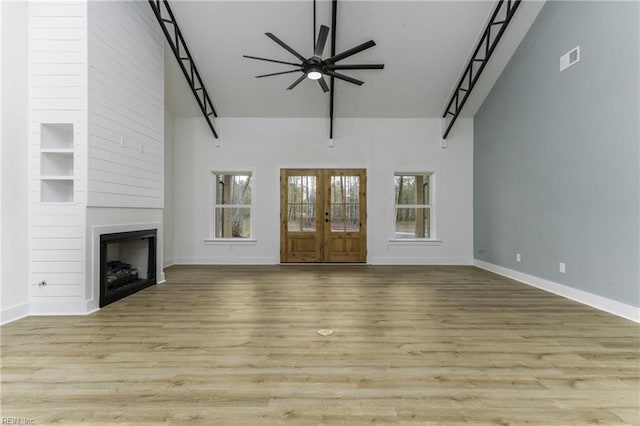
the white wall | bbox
[84,1,166,305]
[2,1,166,322]
[87,1,164,208]
[171,117,473,264]
[1,0,3,316]
[27,2,88,315]
[164,109,174,267]
[0,2,30,323]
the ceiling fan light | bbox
[307,71,322,80]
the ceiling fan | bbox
[243,21,384,93]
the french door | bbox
[280,168,367,263]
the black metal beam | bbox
[148,0,219,139]
[329,0,337,139]
[441,0,521,139]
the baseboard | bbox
[473,259,640,323]
[86,299,99,314]
[172,256,278,265]
[372,257,473,265]
[29,301,91,316]
[163,258,174,269]
[1,303,29,325]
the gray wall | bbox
[474,1,639,307]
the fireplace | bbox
[100,229,157,307]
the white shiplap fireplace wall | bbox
[26,1,165,316]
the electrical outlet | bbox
[516,253,521,263]
[559,262,566,273]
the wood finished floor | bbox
[1,265,639,425]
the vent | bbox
[560,46,580,72]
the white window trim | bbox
[388,239,442,245]
[390,171,438,242]
[207,170,256,242]
[204,239,258,245]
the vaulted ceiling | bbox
[164,1,545,119]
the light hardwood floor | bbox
[1,265,639,425]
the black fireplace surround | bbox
[100,229,157,308]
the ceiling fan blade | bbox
[325,70,364,86]
[287,73,307,90]
[325,40,376,64]
[327,64,385,70]
[314,25,330,57]
[256,69,303,78]
[243,55,301,67]
[317,76,329,93]
[265,32,307,62]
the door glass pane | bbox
[330,175,360,233]
[394,207,430,239]
[301,176,316,203]
[331,176,344,203]
[346,176,359,203]
[346,204,359,231]
[287,205,302,232]
[302,204,316,231]
[215,207,251,238]
[331,204,345,232]
[288,176,316,203]
[288,175,316,232]
[288,176,301,203]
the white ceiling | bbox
[164,1,544,119]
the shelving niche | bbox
[40,123,74,203]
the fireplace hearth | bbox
[100,229,157,307]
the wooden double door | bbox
[280,168,367,263]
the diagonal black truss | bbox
[148,0,219,138]
[441,0,521,139]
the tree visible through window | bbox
[330,175,360,232]
[394,173,433,239]
[213,172,252,239]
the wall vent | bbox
[560,46,580,72]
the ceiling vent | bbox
[560,46,580,72]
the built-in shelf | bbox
[40,123,74,203]
[41,180,74,203]
[41,152,74,177]
[40,176,74,181]
[41,123,73,149]
[41,148,73,154]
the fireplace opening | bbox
[100,229,157,308]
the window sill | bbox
[204,239,257,245]
[388,239,441,246]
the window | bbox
[211,172,253,239]
[393,173,435,239]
